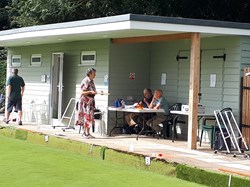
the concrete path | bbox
[1,121,250,178]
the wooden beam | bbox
[188,33,201,150]
[111,33,192,44]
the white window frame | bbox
[30,54,42,67]
[11,55,21,67]
[80,51,96,66]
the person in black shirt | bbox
[125,88,153,133]
[3,68,25,125]
[139,88,153,108]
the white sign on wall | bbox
[161,73,167,85]
[210,74,216,87]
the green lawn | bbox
[0,135,205,187]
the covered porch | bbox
[108,32,241,150]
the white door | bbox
[200,49,224,112]
[51,53,64,120]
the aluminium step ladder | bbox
[214,109,249,154]
[52,97,105,135]
[52,98,78,132]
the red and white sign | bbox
[129,73,135,80]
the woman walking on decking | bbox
[76,68,97,138]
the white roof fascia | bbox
[1,13,250,47]
[130,21,250,36]
[0,21,131,42]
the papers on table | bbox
[108,106,165,113]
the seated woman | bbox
[146,89,169,136]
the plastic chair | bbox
[22,99,34,122]
[163,103,185,140]
[199,107,232,148]
[199,116,216,148]
[31,100,48,125]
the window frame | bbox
[11,55,21,67]
[30,54,42,67]
[80,51,96,66]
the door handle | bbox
[57,83,64,92]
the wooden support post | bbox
[242,68,250,147]
[188,33,200,149]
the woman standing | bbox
[77,68,97,138]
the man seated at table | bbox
[124,88,153,134]
[146,89,169,136]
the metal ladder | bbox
[52,97,105,135]
[214,109,249,154]
[52,98,77,131]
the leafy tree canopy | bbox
[7,0,250,28]
[8,0,83,27]
[0,0,11,30]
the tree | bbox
[0,0,11,30]
[0,0,10,108]
[0,48,7,94]
[9,0,87,27]
[8,0,250,27]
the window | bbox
[11,55,21,67]
[80,51,96,66]
[31,54,42,66]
